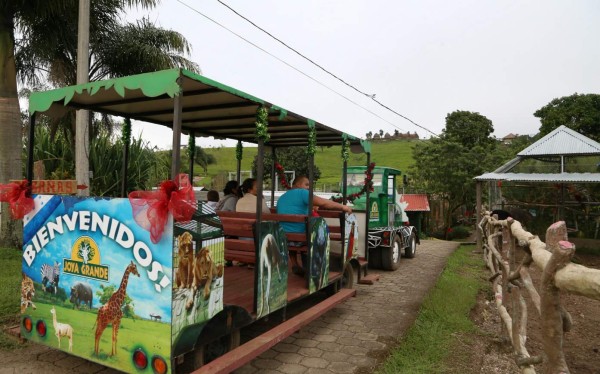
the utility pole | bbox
[76,0,90,196]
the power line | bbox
[174,0,410,135]
[215,0,438,137]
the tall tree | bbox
[1,0,198,246]
[442,110,495,148]
[410,110,501,237]
[534,93,600,142]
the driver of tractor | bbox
[277,176,351,274]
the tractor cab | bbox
[346,166,407,229]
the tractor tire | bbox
[381,235,401,271]
[404,232,417,259]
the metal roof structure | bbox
[28,69,370,150]
[517,125,600,156]
[399,194,430,211]
[475,126,600,183]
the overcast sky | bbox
[127,0,600,149]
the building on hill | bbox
[502,133,519,145]
[370,131,419,141]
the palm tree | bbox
[0,0,198,245]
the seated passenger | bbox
[206,190,220,210]
[277,176,351,233]
[277,176,351,274]
[216,180,239,212]
[236,178,269,213]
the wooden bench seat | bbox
[217,211,310,272]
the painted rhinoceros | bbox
[70,282,93,309]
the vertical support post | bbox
[476,181,482,251]
[236,140,242,183]
[256,140,265,218]
[171,80,183,180]
[120,118,131,197]
[307,152,315,290]
[188,131,195,183]
[75,0,90,196]
[364,153,371,263]
[254,138,265,314]
[342,159,348,204]
[270,147,276,209]
[26,114,36,185]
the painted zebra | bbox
[41,261,61,294]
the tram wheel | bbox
[193,329,241,369]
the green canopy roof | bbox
[29,69,370,150]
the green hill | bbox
[194,139,419,190]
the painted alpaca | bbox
[94,261,139,356]
[50,307,73,352]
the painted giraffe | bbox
[93,261,139,356]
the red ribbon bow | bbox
[0,180,34,219]
[129,174,196,243]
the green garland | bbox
[307,120,317,156]
[121,118,132,145]
[255,106,270,142]
[236,140,243,161]
[341,135,349,162]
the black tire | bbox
[192,329,241,368]
[368,246,382,269]
[381,235,401,271]
[404,232,417,259]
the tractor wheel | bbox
[192,329,241,368]
[404,232,417,258]
[381,235,401,270]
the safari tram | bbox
[10,68,417,373]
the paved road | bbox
[0,240,459,374]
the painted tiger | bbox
[41,261,60,294]
[21,273,36,314]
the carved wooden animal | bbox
[50,307,73,352]
[176,232,194,288]
[93,261,139,356]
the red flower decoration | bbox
[274,162,291,190]
[0,180,34,219]
[129,174,196,243]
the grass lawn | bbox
[376,244,488,373]
[0,247,22,349]
[197,139,419,188]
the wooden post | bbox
[270,147,276,208]
[75,0,90,196]
[26,114,36,185]
[171,78,183,180]
[120,118,131,197]
[236,140,242,183]
[188,131,195,184]
[476,181,482,251]
[364,152,371,264]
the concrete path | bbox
[0,240,458,374]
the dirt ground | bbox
[451,249,600,374]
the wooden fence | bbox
[478,211,600,374]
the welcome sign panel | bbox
[20,195,173,374]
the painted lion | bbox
[186,247,223,310]
[176,232,195,289]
